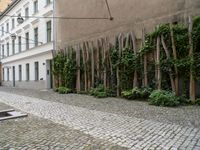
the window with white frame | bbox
[46,0,51,5]
[7,42,9,56]
[18,36,22,52]
[2,44,4,58]
[12,39,15,55]
[34,27,38,46]
[34,0,38,14]
[12,18,15,29]
[6,22,9,33]
[46,21,51,42]
[26,63,30,81]
[7,68,9,81]
[25,32,29,50]
[3,68,5,81]
[18,65,22,81]
[34,62,39,81]
[25,7,29,20]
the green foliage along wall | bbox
[53,16,200,101]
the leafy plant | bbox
[196,98,200,106]
[122,87,152,100]
[57,87,72,94]
[140,87,153,98]
[121,89,133,100]
[63,57,77,89]
[89,84,108,98]
[149,90,180,107]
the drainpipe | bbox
[52,0,56,89]
[0,44,2,86]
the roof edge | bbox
[0,0,21,20]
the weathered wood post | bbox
[188,16,196,103]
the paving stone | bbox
[0,103,126,150]
[1,87,200,128]
[0,91,200,150]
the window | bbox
[18,36,22,52]
[1,26,4,36]
[26,63,30,81]
[25,32,29,50]
[12,18,15,29]
[34,62,39,81]
[46,21,51,42]
[12,39,15,55]
[3,68,5,81]
[7,42,9,56]
[18,65,22,81]
[46,0,51,5]
[2,45,4,58]
[34,0,38,13]
[7,68,9,81]
[34,27,38,46]
[25,7,29,20]
[6,22,9,32]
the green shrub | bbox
[122,87,152,100]
[177,95,188,105]
[131,87,142,99]
[140,87,152,99]
[149,90,180,107]
[58,87,72,94]
[89,84,108,98]
[196,98,200,106]
[121,90,133,100]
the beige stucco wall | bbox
[0,0,11,12]
[55,0,200,48]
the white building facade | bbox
[0,0,54,89]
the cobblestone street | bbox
[0,103,126,150]
[0,89,200,150]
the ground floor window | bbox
[26,63,29,81]
[34,62,39,81]
[2,68,4,81]
[19,65,22,81]
[7,68,9,81]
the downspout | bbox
[52,0,56,89]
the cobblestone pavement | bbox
[0,102,126,150]
[0,87,199,128]
[0,91,200,150]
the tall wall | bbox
[55,0,200,48]
[0,0,11,12]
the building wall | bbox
[0,0,54,89]
[0,0,11,12]
[55,0,200,48]
[2,52,52,90]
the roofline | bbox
[0,0,21,20]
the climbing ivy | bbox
[53,50,77,90]
[52,16,200,99]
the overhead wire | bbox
[0,0,113,20]
[2,14,111,20]
[0,29,43,44]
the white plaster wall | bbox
[0,0,54,89]
[2,52,52,82]
[0,0,53,56]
